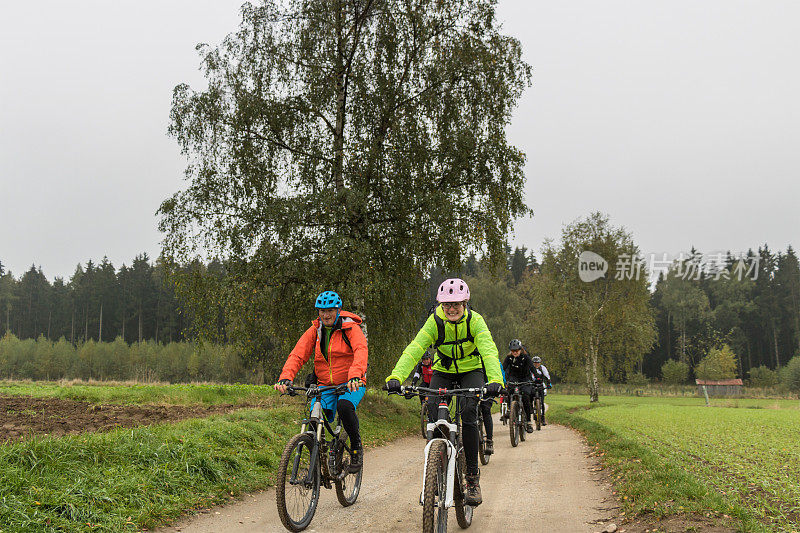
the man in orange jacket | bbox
[274,290,368,472]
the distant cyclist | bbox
[530,356,552,425]
[274,291,368,472]
[502,339,536,433]
[386,278,503,506]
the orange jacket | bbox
[278,311,368,386]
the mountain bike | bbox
[390,384,484,533]
[504,381,534,447]
[276,383,363,532]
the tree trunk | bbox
[332,0,347,193]
[98,302,103,343]
[353,297,368,342]
[666,311,671,359]
[773,321,780,367]
[584,354,592,398]
[590,337,600,402]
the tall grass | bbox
[0,390,418,532]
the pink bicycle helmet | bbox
[437,278,470,303]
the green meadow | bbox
[548,393,800,532]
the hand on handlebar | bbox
[347,377,363,392]
[385,378,402,393]
[274,379,293,394]
[485,382,502,397]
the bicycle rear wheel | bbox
[276,432,320,532]
[334,430,362,507]
[534,397,542,430]
[422,440,448,533]
[478,411,489,465]
[509,401,520,447]
[420,401,428,439]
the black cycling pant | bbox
[336,399,361,450]
[427,369,484,475]
[480,399,493,439]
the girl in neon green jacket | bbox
[385,278,503,507]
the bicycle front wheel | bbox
[509,401,520,448]
[276,432,320,532]
[423,440,448,533]
[534,397,542,431]
[334,430,363,507]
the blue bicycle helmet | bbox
[315,290,342,309]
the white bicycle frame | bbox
[419,419,459,508]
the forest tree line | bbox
[1,231,798,389]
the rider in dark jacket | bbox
[502,339,536,433]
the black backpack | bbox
[428,305,481,373]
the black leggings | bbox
[427,369,484,475]
[335,399,361,449]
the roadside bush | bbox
[748,365,779,388]
[695,344,737,381]
[779,356,800,395]
[626,372,649,386]
[661,359,689,384]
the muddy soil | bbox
[0,395,242,441]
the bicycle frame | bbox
[289,384,349,488]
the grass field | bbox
[0,382,418,532]
[548,393,800,533]
[0,380,277,406]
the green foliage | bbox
[160,0,531,382]
[695,344,738,381]
[0,390,416,531]
[748,365,779,388]
[464,267,525,354]
[522,213,656,401]
[661,359,689,384]
[0,334,252,384]
[626,372,649,386]
[779,356,800,394]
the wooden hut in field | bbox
[695,379,743,397]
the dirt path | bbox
[154,414,618,533]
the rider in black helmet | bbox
[502,339,536,433]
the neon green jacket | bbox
[386,306,503,385]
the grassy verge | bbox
[0,380,280,406]
[547,394,800,533]
[0,390,417,533]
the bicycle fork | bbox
[420,435,458,508]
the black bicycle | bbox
[392,384,484,533]
[504,381,534,447]
[276,383,363,532]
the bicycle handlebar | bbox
[282,383,351,397]
[388,384,486,398]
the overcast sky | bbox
[1,0,798,281]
